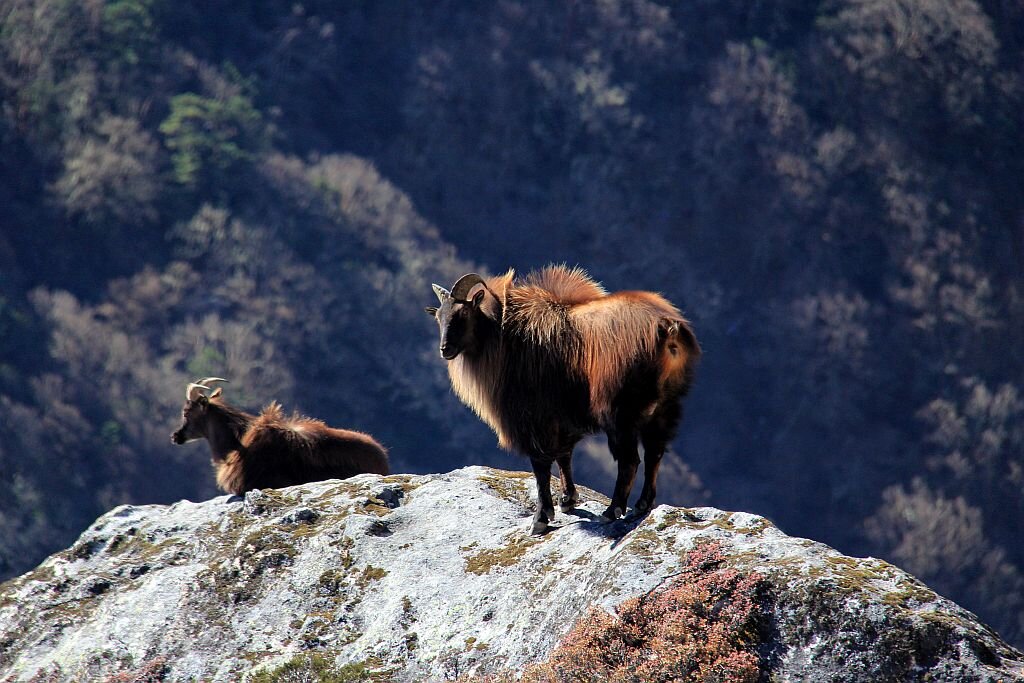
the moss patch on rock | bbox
[464,534,541,575]
[356,565,387,588]
[477,473,533,508]
[249,653,393,682]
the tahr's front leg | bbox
[530,457,557,535]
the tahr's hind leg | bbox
[603,428,640,521]
[555,452,580,512]
[635,398,683,515]
[529,457,557,535]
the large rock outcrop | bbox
[1,466,1022,682]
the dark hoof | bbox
[559,493,580,513]
[531,507,555,535]
[601,505,624,522]
[633,498,654,516]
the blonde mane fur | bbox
[448,271,517,448]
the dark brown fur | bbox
[429,265,699,533]
[172,396,389,495]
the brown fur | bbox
[573,290,687,421]
[218,401,389,495]
[433,265,700,532]
[449,267,698,447]
[173,396,389,495]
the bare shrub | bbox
[53,115,161,225]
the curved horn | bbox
[186,377,229,401]
[451,273,486,302]
[432,283,451,303]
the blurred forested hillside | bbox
[1,0,1022,647]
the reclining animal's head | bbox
[170,377,228,445]
[425,273,490,360]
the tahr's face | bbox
[426,288,485,360]
[171,398,207,444]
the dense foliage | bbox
[1,0,1022,647]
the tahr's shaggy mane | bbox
[428,265,699,533]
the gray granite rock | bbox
[1,466,1021,682]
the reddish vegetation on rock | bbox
[472,541,763,683]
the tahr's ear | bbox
[424,306,438,316]
[210,388,222,399]
[471,289,485,308]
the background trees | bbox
[1,0,1021,646]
